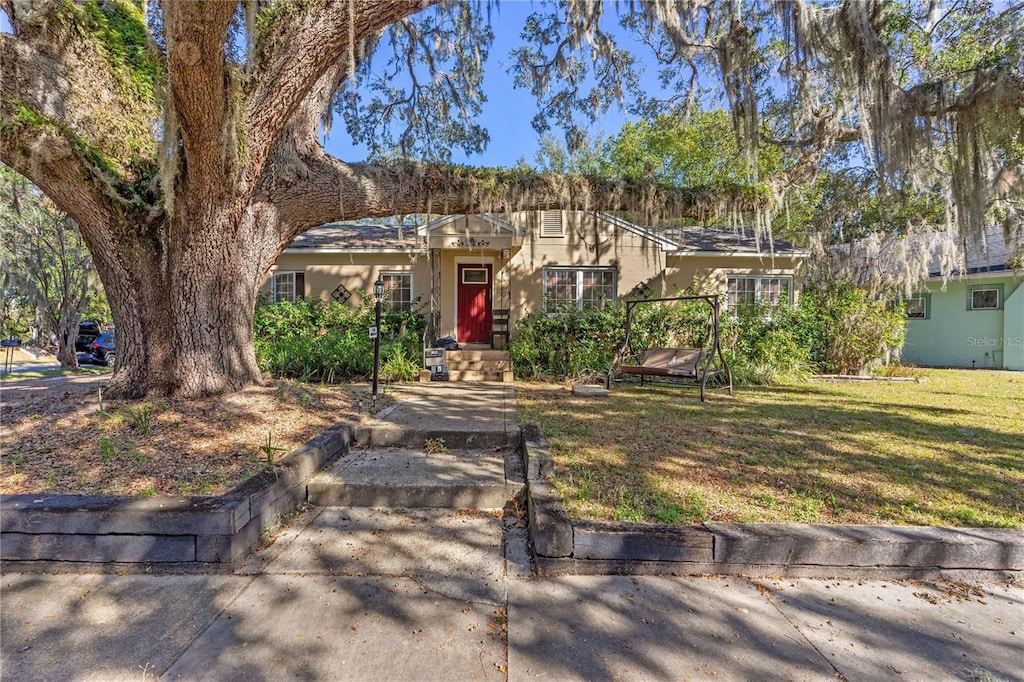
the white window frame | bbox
[380,271,413,311]
[271,271,304,303]
[726,275,793,310]
[969,286,1001,311]
[542,267,616,310]
[905,294,929,319]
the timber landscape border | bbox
[521,425,1024,581]
[0,424,354,572]
[3,420,1022,579]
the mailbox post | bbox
[2,338,21,374]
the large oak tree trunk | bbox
[98,201,279,398]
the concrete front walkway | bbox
[357,381,518,447]
[2,382,1022,681]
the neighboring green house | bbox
[901,227,1023,370]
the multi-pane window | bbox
[380,272,412,311]
[726,276,792,310]
[272,271,304,303]
[543,268,616,310]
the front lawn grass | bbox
[516,369,1023,528]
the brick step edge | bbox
[521,425,1024,580]
[1,424,355,568]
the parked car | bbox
[74,321,102,352]
[87,331,115,367]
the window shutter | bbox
[541,211,563,237]
[295,272,305,300]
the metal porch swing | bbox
[607,295,734,402]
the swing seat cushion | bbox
[620,348,707,378]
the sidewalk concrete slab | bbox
[508,575,835,681]
[358,382,516,447]
[762,578,1024,681]
[162,574,507,681]
[251,508,508,604]
[308,446,516,509]
[0,573,249,681]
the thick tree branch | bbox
[259,136,769,244]
[0,26,157,173]
[242,0,437,189]
[0,117,134,269]
[162,1,238,193]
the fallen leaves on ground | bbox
[1,377,391,497]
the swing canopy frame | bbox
[607,295,734,402]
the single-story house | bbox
[901,226,1023,370]
[262,210,807,349]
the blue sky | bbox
[325,1,663,168]
[324,0,655,168]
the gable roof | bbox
[285,223,426,253]
[592,212,679,251]
[660,226,806,256]
[419,213,520,237]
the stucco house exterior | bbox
[262,210,807,350]
[901,227,1023,370]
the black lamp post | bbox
[372,274,385,397]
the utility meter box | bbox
[424,349,449,381]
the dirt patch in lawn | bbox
[1,376,393,497]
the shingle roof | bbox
[287,223,424,251]
[286,218,807,256]
[660,226,804,254]
[937,225,1016,276]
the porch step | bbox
[447,359,509,372]
[307,445,523,510]
[446,350,510,362]
[448,370,514,382]
[440,350,513,383]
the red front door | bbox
[457,264,492,344]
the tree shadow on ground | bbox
[517,377,1023,527]
[0,506,509,681]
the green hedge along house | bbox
[261,210,808,381]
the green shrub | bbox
[511,280,904,384]
[380,344,422,382]
[253,296,425,383]
[630,297,710,349]
[722,303,813,384]
[510,303,626,381]
[797,280,906,375]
